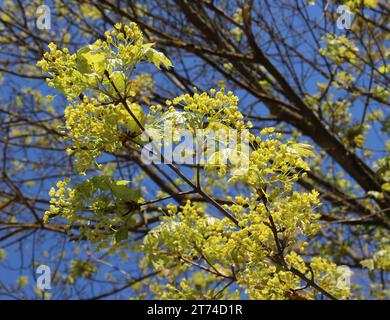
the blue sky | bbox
[0,0,388,299]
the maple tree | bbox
[0,0,388,299]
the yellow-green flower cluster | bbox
[37,23,170,173]
[37,22,163,99]
[46,178,76,222]
[150,272,241,299]
[320,34,360,66]
[39,21,351,300]
[143,199,350,299]
[230,190,321,247]
[69,259,98,284]
[170,88,249,130]
[64,95,146,173]
[360,229,390,272]
[229,136,311,187]
[37,43,88,98]
[45,175,141,249]
[341,0,380,10]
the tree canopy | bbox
[0,0,389,300]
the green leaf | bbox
[89,175,112,190]
[360,259,375,271]
[53,73,86,98]
[111,184,141,202]
[145,47,173,70]
[123,215,136,227]
[104,71,126,95]
[381,182,390,192]
[123,103,146,134]
[116,180,131,186]
[288,143,315,158]
[76,46,107,75]
[368,270,376,282]
[115,227,128,242]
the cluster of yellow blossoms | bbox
[64,95,146,172]
[45,175,142,250]
[169,88,247,130]
[37,22,166,173]
[320,34,360,66]
[144,198,350,299]
[40,22,351,299]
